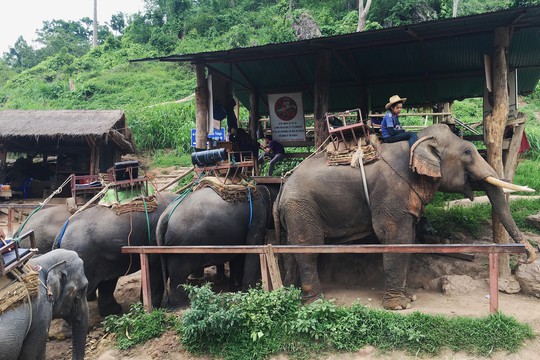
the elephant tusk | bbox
[484,176,535,193]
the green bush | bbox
[178,285,535,360]
[103,302,178,350]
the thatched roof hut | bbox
[0,110,135,177]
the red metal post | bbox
[489,252,499,314]
[140,253,153,313]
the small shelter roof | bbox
[133,5,540,114]
[0,110,134,153]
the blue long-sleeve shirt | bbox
[381,111,402,138]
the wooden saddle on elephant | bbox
[194,176,259,203]
[1,230,37,278]
[325,109,381,167]
[192,148,257,183]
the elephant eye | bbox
[464,149,472,156]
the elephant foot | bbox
[382,290,412,311]
[301,285,323,304]
[98,301,123,317]
[405,290,417,302]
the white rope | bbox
[38,174,74,208]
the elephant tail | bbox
[156,213,170,306]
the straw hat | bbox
[385,95,407,110]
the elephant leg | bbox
[97,278,122,316]
[374,216,416,310]
[282,253,300,287]
[215,263,226,283]
[166,255,192,308]
[230,255,244,291]
[149,254,165,308]
[87,288,97,301]
[287,221,325,302]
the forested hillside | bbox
[1,0,539,155]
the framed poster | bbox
[268,92,306,142]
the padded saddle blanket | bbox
[99,184,158,214]
[194,176,259,203]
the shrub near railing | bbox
[177,285,535,360]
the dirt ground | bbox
[44,247,540,360]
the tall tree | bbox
[93,0,98,47]
[453,0,459,17]
[357,0,372,32]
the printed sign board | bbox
[268,92,306,142]
[191,128,226,147]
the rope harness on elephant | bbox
[15,174,76,238]
[0,264,39,314]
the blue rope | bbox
[56,219,70,248]
[248,186,253,230]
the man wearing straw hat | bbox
[381,95,418,147]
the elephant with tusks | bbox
[275,124,536,310]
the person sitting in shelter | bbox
[229,127,260,161]
[258,135,285,176]
[381,95,418,147]
[443,117,463,138]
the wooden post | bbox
[259,253,270,291]
[140,253,153,313]
[503,121,526,181]
[195,64,209,150]
[485,27,511,278]
[0,146,6,183]
[249,91,259,140]
[313,50,331,148]
[489,252,499,314]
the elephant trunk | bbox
[484,182,537,263]
[69,297,89,360]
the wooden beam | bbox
[249,90,259,140]
[195,64,209,150]
[313,50,331,148]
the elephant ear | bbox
[409,136,441,178]
[46,260,67,301]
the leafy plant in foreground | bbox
[103,302,177,350]
[178,285,535,360]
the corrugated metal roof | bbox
[133,6,540,114]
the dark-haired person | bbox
[381,95,418,147]
[258,135,285,176]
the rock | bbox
[515,259,540,296]
[498,276,521,294]
[441,275,484,295]
[525,213,540,231]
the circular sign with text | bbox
[274,96,298,121]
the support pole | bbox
[314,50,331,148]
[485,27,511,278]
[489,252,499,314]
[195,64,209,151]
[249,91,259,140]
[140,253,153,313]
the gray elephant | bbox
[18,204,72,253]
[155,184,276,307]
[0,249,88,360]
[56,192,177,316]
[275,124,536,310]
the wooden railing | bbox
[121,243,527,314]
